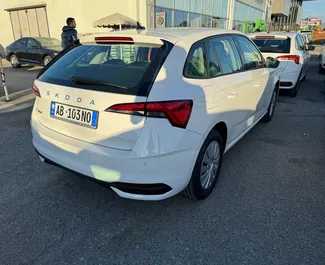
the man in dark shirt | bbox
[61,17,78,49]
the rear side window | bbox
[38,41,173,96]
[296,35,305,50]
[252,38,291,53]
[210,35,242,75]
[235,35,265,70]
[184,41,208,78]
[15,39,27,48]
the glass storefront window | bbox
[155,7,173,27]
[190,0,202,13]
[221,18,228,29]
[213,0,221,16]
[174,10,188,27]
[202,0,213,15]
[212,17,221,28]
[175,0,189,11]
[202,15,212,27]
[156,0,174,8]
[244,6,250,21]
[238,3,245,21]
[190,13,201,27]
[221,0,228,18]
[233,1,239,19]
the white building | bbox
[0,0,269,47]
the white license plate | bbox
[50,102,98,129]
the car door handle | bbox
[254,82,260,87]
[228,92,238,99]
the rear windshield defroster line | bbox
[38,40,174,97]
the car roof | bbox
[81,28,244,45]
[248,31,299,39]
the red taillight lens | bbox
[280,81,293,87]
[276,55,300,64]
[94,36,134,43]
[106,100,193,129]
[255,35,275,39]
[32,83,41,97]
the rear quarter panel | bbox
[147,40,232,147]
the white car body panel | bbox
[31,28,279,200]
[248,32,310,90]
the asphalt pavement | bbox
[0,52,325,265]
[0,60,40,97]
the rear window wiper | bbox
[70,76,128,90]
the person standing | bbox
[61,17,78,49]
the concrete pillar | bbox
[227,0,235,30]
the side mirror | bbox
[266,57,280,68]
[308,45,315,51]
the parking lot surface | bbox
[1,53,325,265]
[0,63,40,98]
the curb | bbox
[0,88,35,113]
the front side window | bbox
[184,41,208,78]
[27,39,39,49]
[210,35,242,74]
[235,35,265,70]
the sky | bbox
[301,0,325,21]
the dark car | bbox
[5,37,62,68]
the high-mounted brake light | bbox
[32,83,41,97]
[276,55,300,65]
[255,35,275,39]
[106,100,193,129]
[95,36,134,43]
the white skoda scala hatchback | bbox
[249,32,315,97]
[31,28,280,201]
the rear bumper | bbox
[278,70,300,89]
[31,108,203,201]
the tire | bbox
[10,54,21,68]
[289,74,301,97]
[262,87,278,123]
[43,55,52,66]
[183,130,224,200]
[302,71,306,81]
[319,65,325,74]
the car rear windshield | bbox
[252,38,291,53]
[38,40,173,96]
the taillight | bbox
[106,100,193,129]
[255,35,275,39]
[280,82,293,87]
[95,36,134,44]
[276,55,300,64]
[32,83,41,97]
